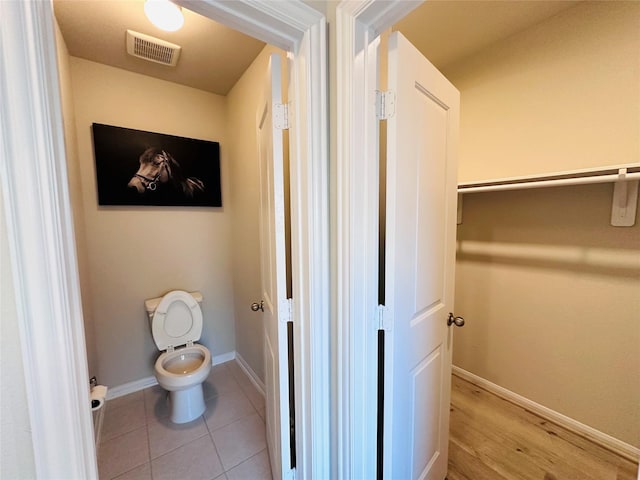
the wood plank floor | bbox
[448,374,639,480]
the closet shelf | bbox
[456,164,640,227]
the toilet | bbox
[145,290,212,424]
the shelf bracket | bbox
[611,168,638,227]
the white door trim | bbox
[0,0,328,477]
[334,1,423,478]
[0,1,97,477]
[335,5,380,479]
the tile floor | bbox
[97,360,273,480]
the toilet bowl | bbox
[146,290,212,424]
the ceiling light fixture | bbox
[144,0,184,32]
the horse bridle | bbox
[135,152,168,191]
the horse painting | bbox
[92,123,221,206]
[127,147,205,198]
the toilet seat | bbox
[151,290,203,352]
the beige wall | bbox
[226,45,287,381]
[0,190,36,479]
[443,1,640,183]
[454,185,640,446]
[69,58,235,388]
[449,2,640,447]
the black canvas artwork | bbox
[92,123,222,207]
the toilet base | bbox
[167,384,206,424]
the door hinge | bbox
[274,102,290,130]
[280,298,293,323]
[377,304,391,331]
[376,90,396,120]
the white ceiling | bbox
[54,1,582,96]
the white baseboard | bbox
[235,352,266,396]
[107,350,237,400]
[106,376,157,400]
[452,365,640,463]
[212,351,236,365]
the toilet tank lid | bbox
[145,290,203,314]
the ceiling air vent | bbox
[126,30,181,67]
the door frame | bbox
[0,0,328,478]
[334,1,424,478]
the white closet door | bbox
[383,31,460,480]
[257,53,293,480]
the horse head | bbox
[127,147,171,193]
[127,147,205,198]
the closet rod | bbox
[458,171,640,194]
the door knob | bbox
[251,300,264,312]
[447,312,465,327]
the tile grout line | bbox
[143,388,154,480]
[99,391,150,479]
[202,407,227,476]
[225,447,270,476]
